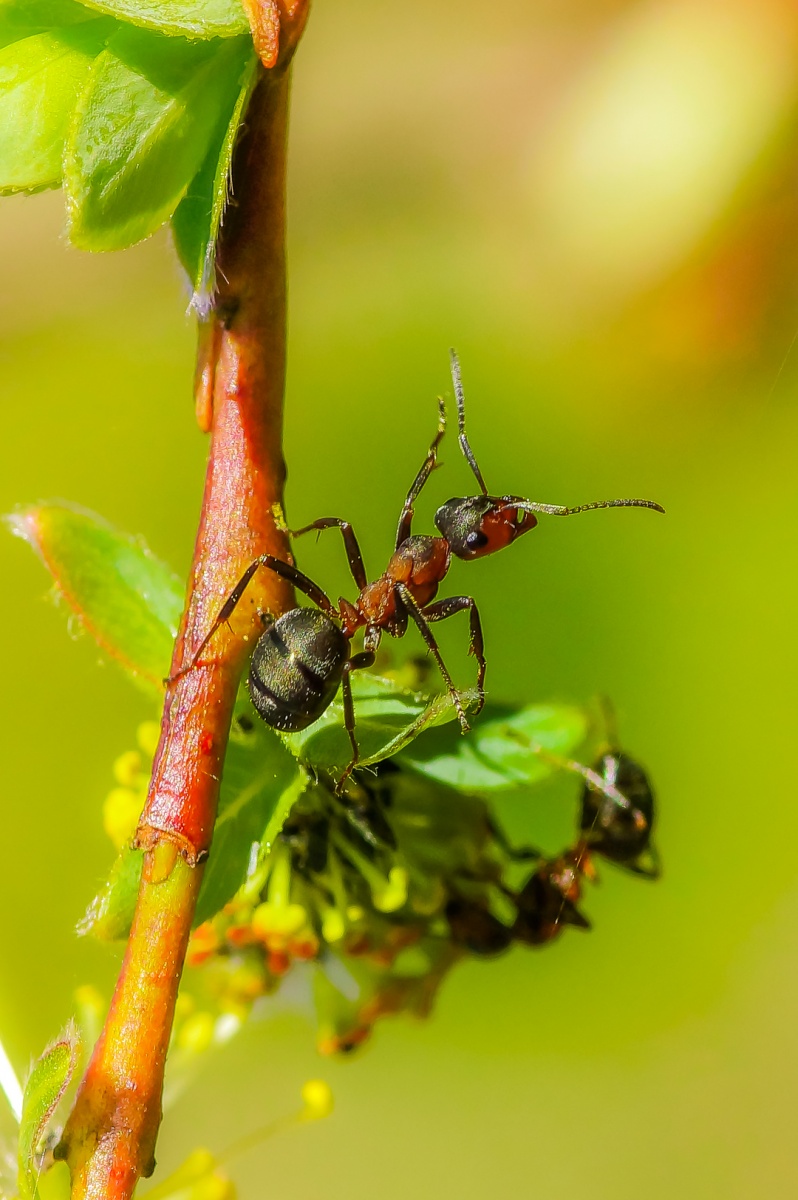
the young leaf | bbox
[84,718,307,939]
[66,29,252,250]
[17,1024,80,1200]
[171,48,258,313]
[77,0,247,40]
[0,21,112,194]
[78,842,144,941]
[193,720,306,926]
[399,702,590,790]
[282,674,479,772]
[0,0,100,49]
[8,502,183,692]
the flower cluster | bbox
[181,748,659,1055]
[102,721,161,849]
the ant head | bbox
[434,495,538,560]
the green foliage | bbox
[171,49,258,310]
[0,0,259,296]
[66,29,253,250]
[79,840,145,940]
[0,0,99,49]
[283,675,480,773]
[77,0,247,39]
[400,702,589,789]
[8,502,183,691]
[17,1024,80,1200]
[0,20,113,194]
[194,721,305,926]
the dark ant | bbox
[514,745,660,942]
[512,701,660,879]
[445,894,515,956]
[449,707,660,953]
[509,728,659,945]
[444,851,592,956]
[512,850,592,947]
[177,353,663,788]
[577,748,659,878]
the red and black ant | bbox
[180,353,664,788]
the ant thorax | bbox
[351,536,450,634]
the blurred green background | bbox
[3,0,798,1195]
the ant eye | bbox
[466,530,488,550]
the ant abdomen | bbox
[248,608,348,732]
[579,751,657,872]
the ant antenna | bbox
[449,348,488,496]
[448,350,664,518]
[515,497,665,517]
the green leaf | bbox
[0,1,100,49]
[0,21,113,193]
[171,48,258,312]
[65,29,252,250]
[399,702,590,790]
[78,841,144,940]
[193,718,306,925]
[83,717,307,939]
[17,1024,80,1200]
[282,674,478,773]
[77,0,248,39]
[8,501,183,692]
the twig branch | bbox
[59,8,310,1195]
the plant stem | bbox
[59,8,309,1193]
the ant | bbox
[513,701,660,879]
[577,748,659,879]
[179,353,664,789]
[443,844,592,956]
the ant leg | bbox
[170,555,337,681]
[420,594,486,714]
[395,583,470,734]
[505,733,635,814]
[289,518,368,591]
[395,397,447,548]
[449,348,488,496]
[336,650,377,793]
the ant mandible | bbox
[180,353,664,790]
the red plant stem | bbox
[135,66,296,864]
[60,9,309,1193]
